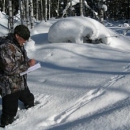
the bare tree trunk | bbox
[40,0,43,20]
[22,0,26,22]
[45,0,47,22]
[128,0,130,21]
[23,0,28,25]
[19,0,24,24]
[36,0,39,21]
[57,0,59,17]
[8,0,14,33]
[80,0,84,16]
[25,0,30,27]
[29,0,34,28]
[3,0,6,12]
[69,0,72,16]
[48,0,51,19]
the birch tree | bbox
[25,0,30,27]
[48,0,51,19]
[40,0,43,20]
[29,0,34,28]
[36,0,39,21]
[3,0,6,13]
[80,0,83,16]
[68,0,73,16]
[19,0,24,24]
[8,0,14,33]
[56,0,59,17]
[45,0,47,22]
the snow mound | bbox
[48,16,113,44]
[48,16,130,51]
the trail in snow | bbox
[46,97,130,130]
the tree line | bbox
[0,0,129,32]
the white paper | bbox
[20,63,41,76]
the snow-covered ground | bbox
[0,11,130,130]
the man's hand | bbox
[28,59,36,67]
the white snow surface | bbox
[0,12,130,130]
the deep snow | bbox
[0,11,130,130]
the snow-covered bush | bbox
[48,16,113,44]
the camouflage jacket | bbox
[0,34,30,97]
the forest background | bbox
[0,0,130,33]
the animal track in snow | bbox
[38,63,130,128]
[43,52,53,60]
[9,63,130,129]
[38,89,103,128]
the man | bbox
[0,25,36,127]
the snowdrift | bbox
[48,16,113,44]
[48,16,130,51]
